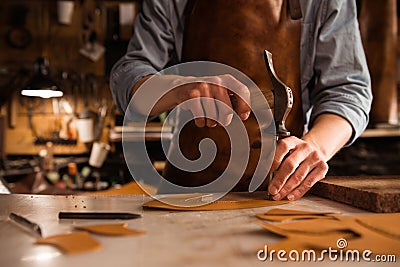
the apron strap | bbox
[288,0,302,20]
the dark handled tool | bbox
[263,50,293,199]
[58,212,141,220]
[9,212,43,237]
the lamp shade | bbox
[21,57,63,98]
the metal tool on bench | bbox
[264,50,293,200]
[9,212,42,237]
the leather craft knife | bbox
[263,50,293,199]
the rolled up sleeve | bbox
[110,0,182,113]
[308,0,372,145]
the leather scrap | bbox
[35,231,101,254]
[83,181,156,196]
[258,231,355,253]
[257,219,349,237]
[262,208,341,216]
[355,213,400,240]
[256,214,336,222]
[335,216,400,255]
[257,213,400,256]
[144,199,289,211]
[256,208,340,222]
[75,223,146,236]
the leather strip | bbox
[75,224,146,236]
[35,232,101,254]
[257,213,400,256]
[143,199,289,211]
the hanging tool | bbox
[264,50,293,200]
[94,99,107,141]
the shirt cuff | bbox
[309,98,369,146]
[110,61,157,114]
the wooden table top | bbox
[0,193,385,267]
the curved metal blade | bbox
[264,50,293,138]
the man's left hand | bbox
[268,136,329,201]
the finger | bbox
[268,138,299,195]
[219,74,251,120]
[201,94,218,127]
[270,137,315,181]
[192,98,206,127]
[276,149,327,199]
[269,139,314,195]
[231,90,251,120]
[268,154,298,196]
[203,76,234,126]
[213,87,234,126]
[270,137,298,172]
[181,89,206,127]
[271,157,313,200]
[285,162,328,200]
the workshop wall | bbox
[0,0,139,155]
[358,0,399,126]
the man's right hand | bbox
[173,74,251,127]
[131,74,251,127]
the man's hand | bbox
[267,114,353,201]
[131,74,251,127]
[268,136,328,201]
[173,74,251,127]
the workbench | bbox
[1,193,397,267]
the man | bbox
[110,0,372,200]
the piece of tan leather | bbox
[256,208,341,222]
[264,232,355,253]
[260,217,350,235]
[143,199,289,211]
[82,181,156,196]
[163,0,303,191]
[35,232,101,254]
[261,208,341,216]
[336,215,400,255]
[257,213,400,256]
[256,214,335,222]
[75,224,146,236]
[358,0,398,125]
[355,213,400,240]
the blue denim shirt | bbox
[110,0,372,144]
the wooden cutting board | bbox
[310,176,400,213]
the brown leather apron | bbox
[163,0,303,191]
